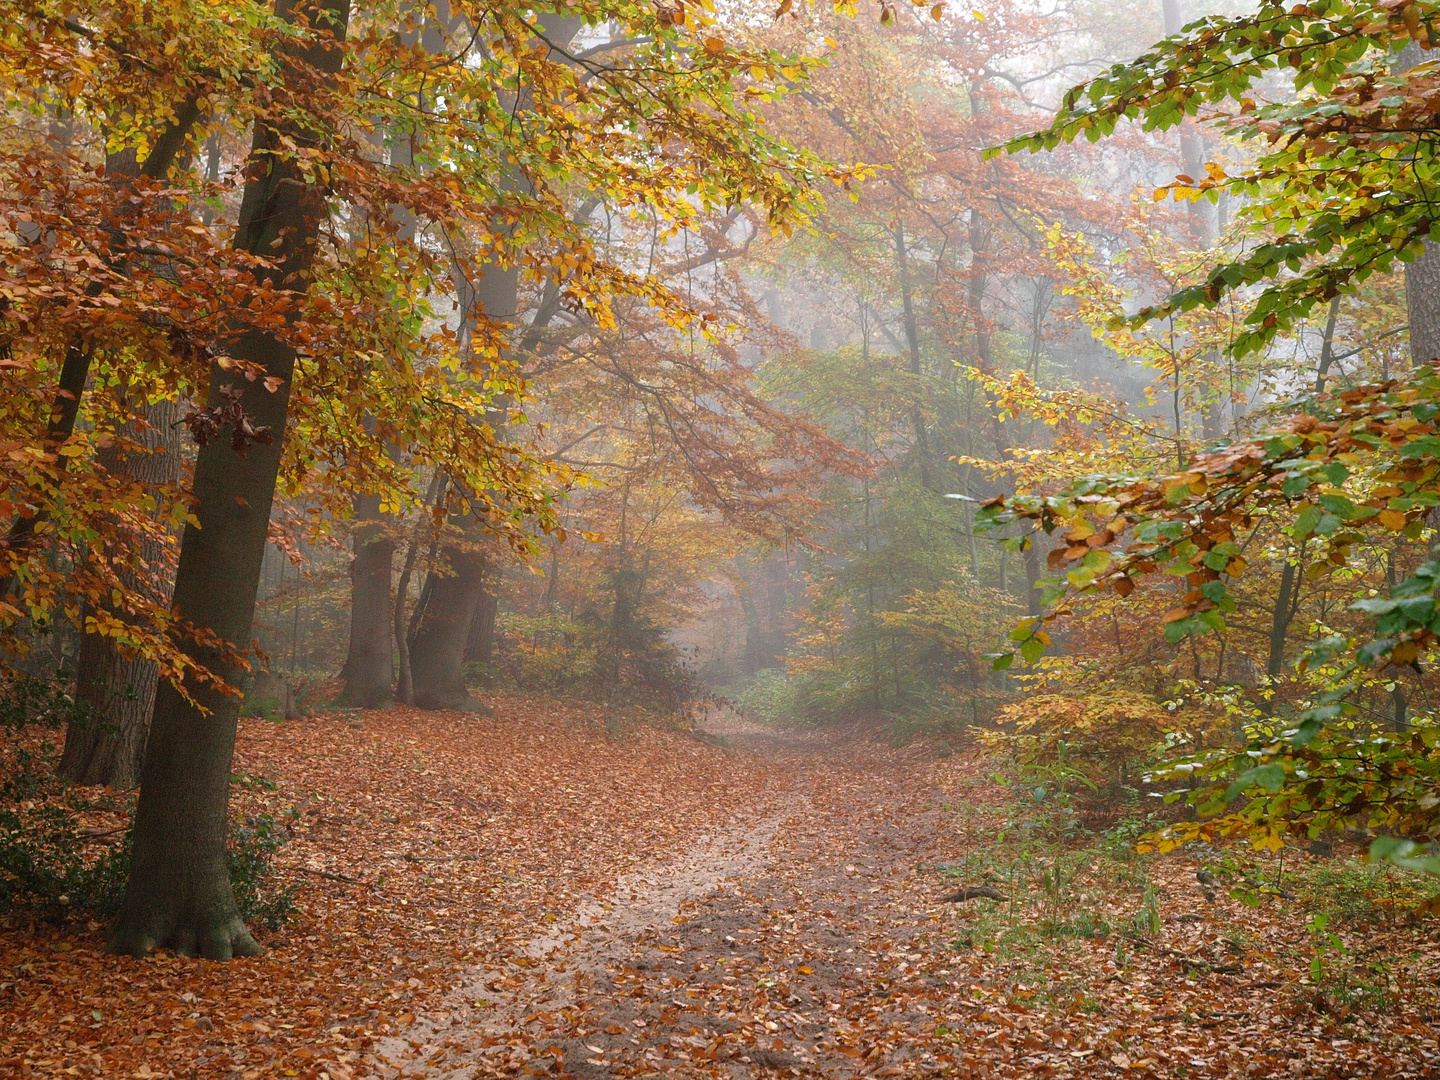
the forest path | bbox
[358,707,1440,1080]
[368,712,964,1080]
[11,699,1433,1080]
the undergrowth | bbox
[0,673,296,929]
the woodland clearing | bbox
[5,701,1440,1080]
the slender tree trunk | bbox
[1266,558,1300,679]
[338,494,394,707]
[338,1,441,702]
[108,0,350,960]
[894,220,933,487]
[1392,42,1440,367]
[55,129,199,785]
[1161,0,1211,247]
[1023,537,1042,618]
[1314,296,1341,393]
[60,398,183,788]
[394,472,445,705]
[0,109,200,598]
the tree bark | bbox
[893,220,933,487]
[1266,557,1301,679]
[108,0,350,960]
[338,0,440,705]
[1394,42,1440,367]
[1407,243,1440,366]
[60,398,183,788]
[337,494,394,707]
[409,533,488,710]
[464,580,499,666]
[403,11,584,708]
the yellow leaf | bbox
[930,3,944,19]
[797,965,813,974]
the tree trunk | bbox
[409,535,488,710]
[1161,0,1212,247]
[894,220,933,487]
[1407,243,1440,367]
[1266,558,1300,679]
[1394,42,1440,367]
[401,11,584,704]
[0,119,199,597]
[464,581,499,666]
[60,398,183,788]
[338,494,394,708]
[108,0,350,961]
[1023,537,1042,618]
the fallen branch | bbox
[386,852,481,863]
[938,886,1009,903]
[300,866,367,885]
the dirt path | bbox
[367,715,954,1079]
[362,714,1440,1080]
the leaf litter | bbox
[3,699,1440,1078]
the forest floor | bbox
[4,696,1440,1079]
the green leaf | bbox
[1370,837,1440,876]
[1282,474,1312,498]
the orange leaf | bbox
[1378,508,1408,530]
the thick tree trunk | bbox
[1407,243,1440,366]
[60,398,183,788]
[464,581,499,666]
[402,11,584,706]
[338,494,394,708]
[108,0,350,960]
[409,535,487,710]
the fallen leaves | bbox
[5,702,1440,1079]
[0,695,777,1079]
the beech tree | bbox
[107,0,355,960]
